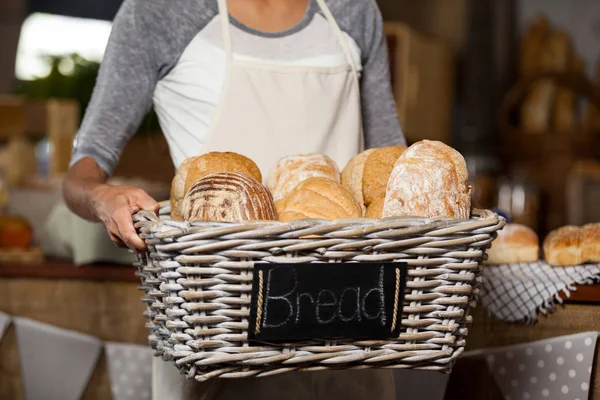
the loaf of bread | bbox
[581,223,600,263]
[182,172,277,222]
[519,15,550,76]
[365,198,384,219]
[382,140,471,219]
[543,225,582,266]
[522,30,572,133]
[341,149,374,213]
[485,223,539,265]
[183,152,262,195]
[276,177,362,222]
[170,157,198,220]
[267,154,340,201]
[553,56,584,132]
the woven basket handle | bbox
[500,71,600,132]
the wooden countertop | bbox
[1,259,599,304]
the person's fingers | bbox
[131,189,160,213]
[113,207,146,250]
[109,232,128,248]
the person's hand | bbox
[90,184,160,251]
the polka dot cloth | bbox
[485,332,598,400]
[481,262,600,323]
[105,342,153,400]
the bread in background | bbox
[183,152,262,195]
[267,154,339,201]
[553,55,585,132]
[182,172,276,222]
[170,157,198,220]
[519,15,550,76]
[521,29,572,133]
[276,177,362,222]
[383,140,471,219]
[543,225,582,266]
[581,223,600,263]
[485,223,539,265]
[583,63,600,132]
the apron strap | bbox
[314,0,360,77]
[217,0,233,58]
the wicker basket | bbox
[134,202,504,382]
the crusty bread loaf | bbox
[362,146,407,206]
[486,223,539,265]
[553,56,584,132]
[183,152,262,195]
[581,223,600,263]
[170,157,198,220]
[365,197,384,219]
[341,149,374,214]
[276,177,362,222]
[382,140,471,219]
[182,172,277,222]
[267,154,340,201]
[543,225,582,266]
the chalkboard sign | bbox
[248,262,407,343]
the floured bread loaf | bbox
[267,154,339,201]
[581,223,600,263]
[341,149,373,214]
[543,226,582,266]
[362,146,407,206]
[382,140,471,219]
[182,172,277,222]
[170,157,198,220]
[486,223,539,265]
[184,152,262,194]
[276,177,362,222]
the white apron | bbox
[153,0,394,398]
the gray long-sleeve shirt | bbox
[71,0,406,175]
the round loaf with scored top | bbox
[276,177,362,222]
[267,154,340,201]
[182,172,277,222]
[382,140,471,219]
[183,152,262,195]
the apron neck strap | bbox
[217,0,233,56]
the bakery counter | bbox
[0,259,146,400]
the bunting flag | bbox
[105,342,153,400]
[466,332,598,400]
[0,312,10,342]
[14,317,102,400]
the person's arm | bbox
[357,1,407,148]
[63,0,159,250]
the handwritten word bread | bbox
[267,154,340,201]
[486,223,539,265]
[382,140,471,219]
[170,156,198,220]
[341,147,407,214]
[276,177,362,222]
[183,152,262,195]
[182,172,277,222]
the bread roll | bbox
[267,154,339,201]
[362,146,407,206]
[553,56,584,132]
[182,172,277,222]
[170,157,198,220]
[581,223,600,263]
[341,149,374,212]
[183,152,262,195]
[485,223,539,265]
[276,177,362,222]
[382,140,471,219]
[543,226,582,266]
[365,198,384,219]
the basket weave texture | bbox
[134,202,504,382]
